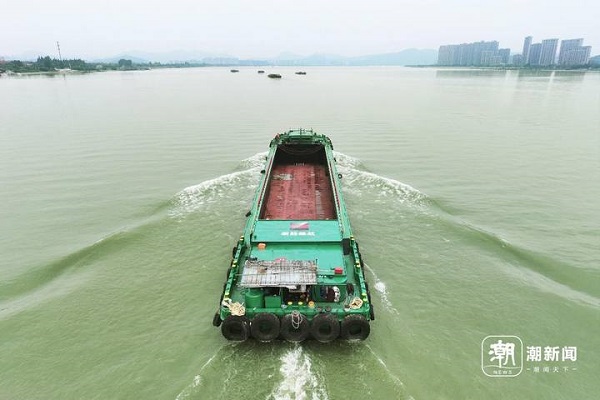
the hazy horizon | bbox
[2,0,599,60]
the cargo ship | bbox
[213,129,374,342]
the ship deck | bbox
[261,164,336,220]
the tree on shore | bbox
[36,56,56,71]
[118,59,133,69]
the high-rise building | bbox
[540,39,559,66]
[558,39,584,64]
[570,46,591,65]
[437,41,500,66]
[458,43,473,65]
[512,54,524,65]
[528,43,542,66]
[498,49,511,64]
[438,36,592,68]
[522,36,533,64]
[558,39,593,65]
[437,45,454,65]
[481,50,495,65]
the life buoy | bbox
[250,313,280,342]
[280,313,310,342]
[310,313,340,343]
[340,315,370,341]
[221,315,250,341]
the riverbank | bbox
[0,56,207,76]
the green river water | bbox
[0,67,598,400]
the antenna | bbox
[56,41,71,69]
[56,41,63,62]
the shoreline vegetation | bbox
[0,56,210,75]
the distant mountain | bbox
[4,48,438,66]
[348,48,438,66]
[92,48,437,66]
[92,50,235,64]
[269,49,438,66]
[273,51,306,61]
[2,51,48,61]
[92,54,152,64]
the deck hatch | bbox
[239,259,318,288]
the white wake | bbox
[268,346,329,400]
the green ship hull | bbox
[213,129,374,342]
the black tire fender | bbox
[212,312,222,327]
[369,303,375,321]
[250,313,280,342]
[221,315,250,341]
[280,313,310,342]
[340,314,370,341]
[310,313,340,343]
[364,281,374,320]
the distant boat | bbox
[230,69,239,73]
[268,73,282,79]
[258,70,265,74]
[295,71,307,75]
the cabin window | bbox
[316,286,345,303]
[282,287,311,305]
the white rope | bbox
[349,297,363,309]
[222,298,246,316]
[291,310,302,329]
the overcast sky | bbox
[2,0,599,59]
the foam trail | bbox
[332,151,362,169]
[173,169,259,215]
[335,152,598,309]
[175,353,219,400]
[238,151,269,169]
[268,346,328,400]
[332,152,426,206]
[365,344,415,400]
[502,262,600,308]
[439,214,600,309]
[171,150,426,218]
[170,152,270,217]
[0,269,94,321]
[342,169,426,205]
[364,263,399,315]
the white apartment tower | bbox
[540,39,559,66]
[522,36,533,64]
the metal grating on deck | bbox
[239,259,318,288]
